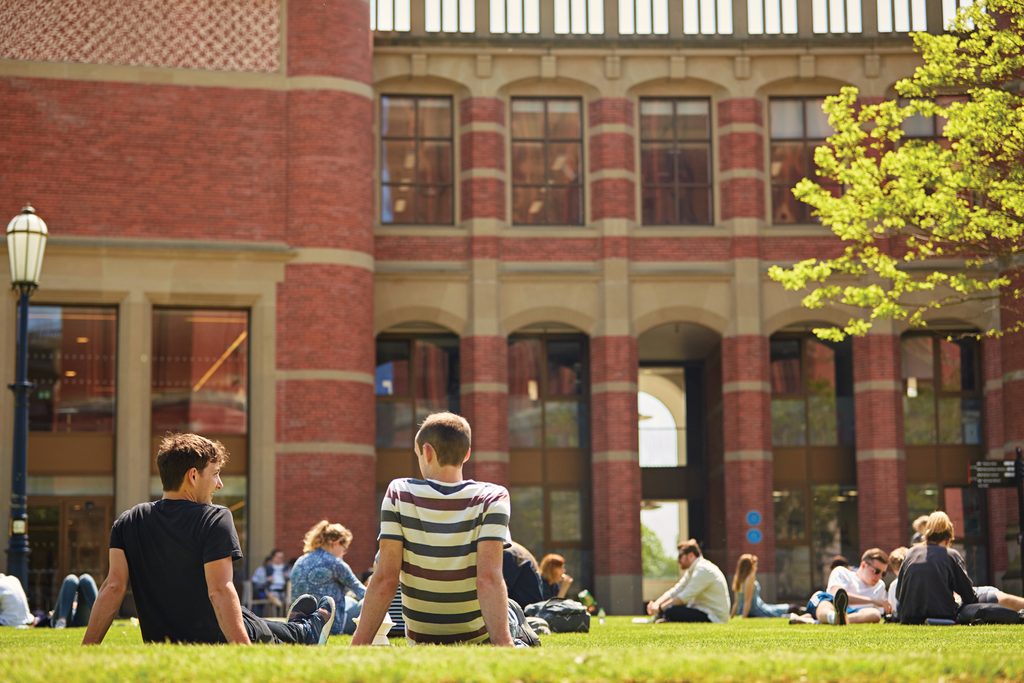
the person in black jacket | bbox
[896,511,977,624]
[503,541,544,608]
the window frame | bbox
[768,95,835,225]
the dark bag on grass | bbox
[956,603,1020,625]
[524,598,591,633]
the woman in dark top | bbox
[896,511,977,624]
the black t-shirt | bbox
[110,499,242,643]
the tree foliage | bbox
[768,1,1024,340]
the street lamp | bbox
[6,205,47,589]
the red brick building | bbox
[1,0,1020,614]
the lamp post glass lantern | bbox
[6,205,47,591]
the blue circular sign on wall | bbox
[746,528,763,544]
[746,510,762,526]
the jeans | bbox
[240,606,311,644]
[54,574,98,627]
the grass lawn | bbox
[2,617,1024,682]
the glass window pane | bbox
[29,306,117,433]
[641,144,675,184]
[770,99,805,139]
[906,483,939,537]
[547,340,584,396]
[381,96,416,137]
[676,147,710,185]
[413,339,454,408]
[961,397,982,445]
[418,141,452,185]
[771,142,808,182]
[901,336,934,380]
[509,338,544,444]
[376,339,410,396]
[806,340,837,445]
[416,185,453,224]
[804,98,832,138]
[549,489,583,541]
[510,486,544,552]
[677,186,711,225]
[938,339,962,391]
[903,382,936,445]
[509,395,543,447]
[811,484,859,585]
[775,544,811,600]
[545,186,583,225]
[513,142,547,184]
[376,402,414,448]
[958,339,978,392]
[418,98,452,138]
[151,309,248,435]
[676,100,710,140]
[770,339,802,394]
[548,142,581,184]
[382,185,415,224]
[773,489,806,541]
[642,186,675,225]
[772,182,805,224]
[640,100,674,140]
[772,398,807,446]
[513,186,546,225]
[903,113,934,138]
[547,100,581,139]
[937,396,964,444]
[382,140,417,184]
[642,501,686,578]
[544,401,583,448]
[511,99,545,138]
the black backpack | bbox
[956,603,1021,625]
[524,598,591,633]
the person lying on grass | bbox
[82,433,335,646]
[351,411,539,647]
[791,548,891,625]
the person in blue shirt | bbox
[290,520,366,635]
[730,554,788,618]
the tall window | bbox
[901,334,981,446]
[770,336,854,447]
[640,98,713,225]
[511,98,584,226]
[508,334,590,586]
[380,95,454,225]
[769,97,837,224]
[151,309,249,548]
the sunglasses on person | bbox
[865,563,886,576]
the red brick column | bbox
[274,0,376,573]
[720,335,774,574]
[460,97,506,222]
[718,99,766,222]
[852,334,906,553]
[590,335,641,614]
[997,279,1024,586]
[982,337,1015,582]
[461,336,509,486]
[588,98,634,223]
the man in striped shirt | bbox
[352,412,537,646]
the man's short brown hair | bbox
[861,547,889,565]
[677,538,702,557]
[416,412,472,467]
[156,433,229,491]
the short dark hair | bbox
[416,412,471,467]
[156,433,229,491]
[677,538,702,557]
[861,547,889,566]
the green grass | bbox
[2,617,1024,682]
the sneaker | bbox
[508,600,541,647]
[52,617,67,629]
[833,589,848,626]
[306,596,336,646]
[287,594,318,622]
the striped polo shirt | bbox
[379,477,511,644]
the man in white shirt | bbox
[803,548,891,625]
[0,572,35,627]
[646,539,731,623]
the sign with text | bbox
[969,460,1018,488]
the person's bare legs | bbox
[996,591,1024,611]
[846,608,882,623]
[814,602,836,624]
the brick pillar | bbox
[982,337,1014,583]
[461,336,508,485]
[720,335,775,577]
[852,333,906,553]
[591,335,641,614]
[588,97,634,224]
[998,277,1024,588]
[274,0,376,573]
[718,98,765,224]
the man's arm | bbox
[476,539,514,647]
[81,549,129,645]
[204,556,250,644]
[352,538,402,646]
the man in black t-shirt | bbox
[83,433,336,645]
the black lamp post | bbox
[6,205,47,589]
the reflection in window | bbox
[641,500,686,578]
[549,489,584,541]
[769,97,837,224]
[28,306,116,433]
[770,335,853,447]
[510,486,544,551]
[380,95,454,225]
[901,334,981,446]
[511,99,584,225]
[640,98,713,225]
[375,335,460,448]
[774,485,858,599]
[508,336,587,448]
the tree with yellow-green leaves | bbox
[768,0,1024,340]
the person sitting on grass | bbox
[730,554,788,619]
[539,553,574,600]
[290,520,367,635]
[791,548,891,625]
[646,539,731,623]
[896,511,978,625]
[887,547,908,620]
[503,541,545,609]
[82,433,335,646]
[0,571,35,628]
[351,412,539,647]
[51,573,98,628]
